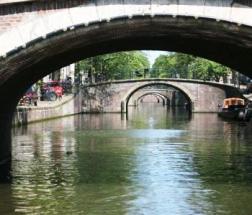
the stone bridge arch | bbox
[1,0,252,64]
[135,92,170,106]
[0,0,252,179]
[128,90,172,106]
[81,79,242,113]
[123,81,194,113]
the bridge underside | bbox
[0,16,252,104]
[131,92,170,106]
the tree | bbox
[151,54,176,78]
[188,58,231,81]
[152,52,231,81]
[173,53,195,78]
[152,53,194,78]
[76,51,150,82]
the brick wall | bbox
[0,0,87,33]
[0,0,86,15]
[0,13,24,33]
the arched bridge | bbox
[129,89,173,106]
[81,78,243,113]
[0,0,252,76]
[1,0,252,180]
[128,89,188,106]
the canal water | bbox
[1,103,252,214]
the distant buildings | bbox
[42,64,75,83]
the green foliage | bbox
[152,53,195,78]
[76,51,231,82]
[151,54,175,78]
[76,51,149,82]
[152,53,231,81]
[188,58,230,81]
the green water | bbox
[1,104,252,214]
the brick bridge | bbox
[81,79,242,113]
[1,0,252,180]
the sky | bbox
[142,50,169,67]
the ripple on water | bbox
[3,106,252,214]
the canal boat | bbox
[218,97,252,121]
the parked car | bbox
[41,81,63,101]
[19,87,38,106]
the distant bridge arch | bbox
[136,92,170,106]
[124,81,193,113]
[128,90,172,106]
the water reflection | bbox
[128,104,191,129]
[11,132,78,214]
[1,103,252,214]
[187,114,252,214]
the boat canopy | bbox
[223,97,245,108]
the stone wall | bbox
[13,93,83,125]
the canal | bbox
[1,103,252,214]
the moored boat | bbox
[218,97,252,121]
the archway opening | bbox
[136,93,168,106]
[1,15,252,180]
[125,83,192,116]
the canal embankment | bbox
[13,93,83,126]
